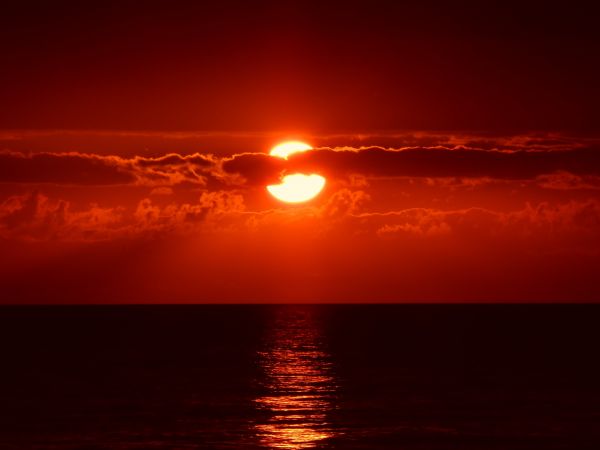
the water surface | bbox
[0,305,598,449]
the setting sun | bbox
[267,141,326,203]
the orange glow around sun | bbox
[267,141,326,203]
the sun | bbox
[267,141,326,203]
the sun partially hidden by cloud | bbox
[267,141,326,203]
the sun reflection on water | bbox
[254,308,338,449]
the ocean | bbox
[0,305,598,449]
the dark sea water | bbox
[0,305,599,449]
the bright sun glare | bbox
[267,141,326,203]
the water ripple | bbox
[253,307,339,449]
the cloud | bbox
[0,190,246,241]
[0,192,123,240]
[223,146,600,185]
[3,137,600,190]
[0,151,223,187]
[131,153,216,186]
[132,191,246,233]
[536,171,600,190]
[221,152,286,185]
[3,183,598,247]
[373,200,600,249]
[320,188,370,219]
[289,147,600,180]
[0,151,135,185]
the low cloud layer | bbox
[0,151,217,187]
[2,189,599,250]
[224,146,600,185]
[2,138,600,189]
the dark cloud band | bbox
[225,147,600,184]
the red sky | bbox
[1,2,599,302]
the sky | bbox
[1,1,599,302]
